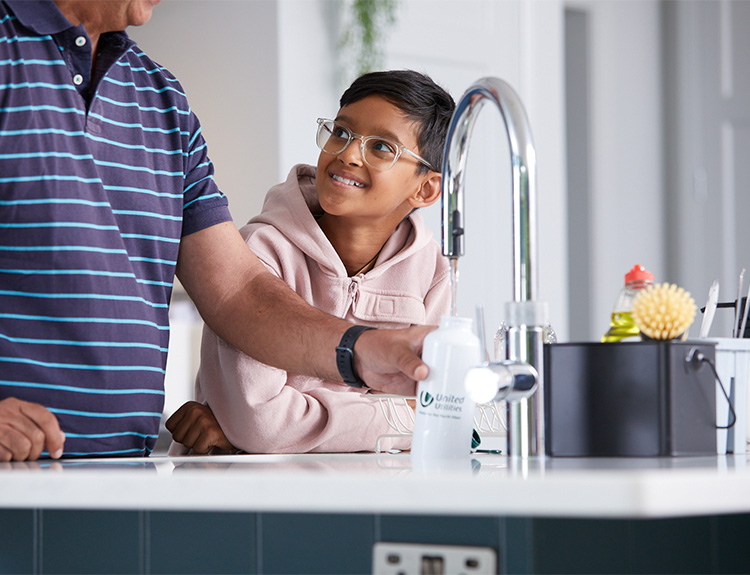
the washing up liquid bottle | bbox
[601,264,655,342]
[411,316,480,466]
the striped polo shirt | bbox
[0,1,232,457]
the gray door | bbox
[665,0,750,338]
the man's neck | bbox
[54,1,104,57]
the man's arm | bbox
[175,222,433,395]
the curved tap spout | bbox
[441,77,546,458]
[441,77,538,302]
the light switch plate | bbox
[372,542,497,575]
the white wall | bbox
[277,1,340,175]
[129,0,281,227]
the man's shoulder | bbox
[118,43,180,85]
[103,43,194,115]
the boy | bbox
[169,70,455,453]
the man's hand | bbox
[166,401,236,454]
[353,325,436,396]
[0,398,65,461]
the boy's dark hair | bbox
[339,70,455,174]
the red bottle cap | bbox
[625,264,654,284]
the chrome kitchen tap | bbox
[442,77,547,458]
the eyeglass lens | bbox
[316,120,399,170]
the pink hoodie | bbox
[172,164,451,454]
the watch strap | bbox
[336,325,375,387]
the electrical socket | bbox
[372,542,497,575]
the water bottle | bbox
[601,264,655,342]
[411,316,479,465]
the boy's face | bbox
[315,95,438,229]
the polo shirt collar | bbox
[6,0,72,35]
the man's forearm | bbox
[209,270,347,380]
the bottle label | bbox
[418,391,466,417]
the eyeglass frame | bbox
[315,118,435,172]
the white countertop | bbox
[2,452,749,519]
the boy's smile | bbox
[329,171,366,189]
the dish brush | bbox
[631,282,697,341]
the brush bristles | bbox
[631,282,697,341]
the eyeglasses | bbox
[315,118,435,172]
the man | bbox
[0,0,433,461]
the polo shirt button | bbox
[73,74,83,85]
[75,36,86,47]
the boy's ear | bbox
[409,173,442,208]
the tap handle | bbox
[450,209,464,257]
[464,360,538,404]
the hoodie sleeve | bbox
[197,325,412,453]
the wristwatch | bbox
[336,325,375,387]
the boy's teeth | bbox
[332,174,364,187]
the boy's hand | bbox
[354,325,436,396]
[0,397,65,461]
[166,401,237,454]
